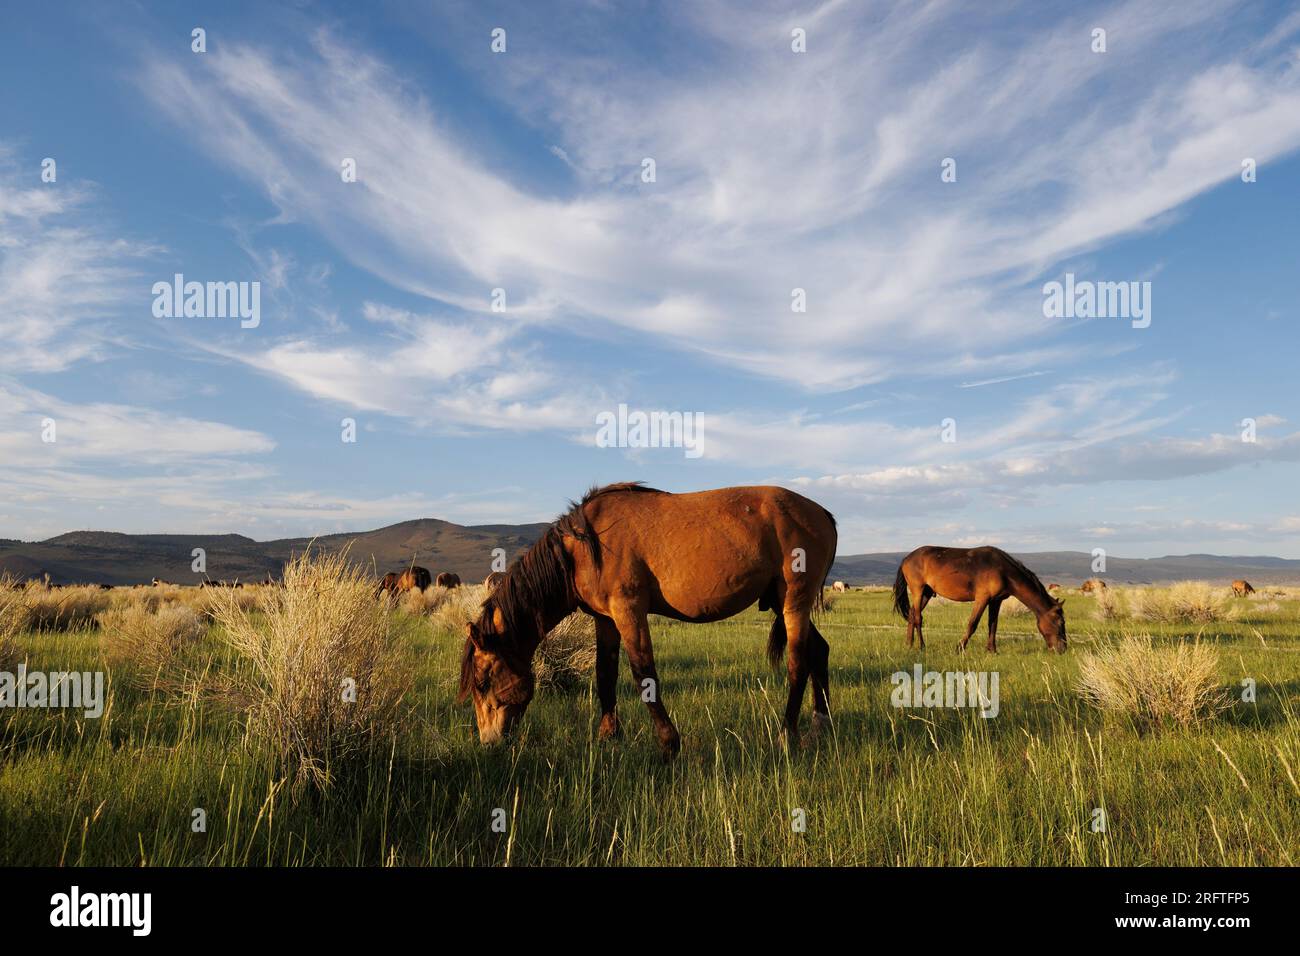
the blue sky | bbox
[2,0,1299,556]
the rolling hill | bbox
[2,520,1298,586]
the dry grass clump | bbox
[1128,582,1231,624]
[17,583,111,631]
[210,550,414,793]
[1092,586,1124,621]
[1000,596,1032,616]
[427,584,490,636]
[1076,634,1230,729]
[97,603,205,687]
[399,585,451,616]
[0,577,26,670]
[535,612,597,691]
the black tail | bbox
[766,614,787,671]
[892,564,910,619]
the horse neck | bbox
[1008,572,1052,614]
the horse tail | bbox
[766,614,787,671]
[892,563,910,619]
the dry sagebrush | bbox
[0,578,25,670]
[211,550,414,793]
[97,603,205,688]
[1076,634,1230,729]
[1127,582,1232,624]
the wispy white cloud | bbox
[136,3,1300,392]
[0,152,155,373]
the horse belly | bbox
[646,535,775,622]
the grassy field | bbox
[2,579,1298,866]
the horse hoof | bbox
[597,715,622,740]
[657,733,681,761]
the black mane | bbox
[459,483,663,698]
[1000,548,1052,603]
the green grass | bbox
[2,589,1298,865]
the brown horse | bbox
[1232,579,1255,596]
[458,483,838,759]
[436,571,461,589]
[378,566,430,595]
[1079,578,1107,593]
[893,546,1066,653]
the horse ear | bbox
[1056,597,1065,607]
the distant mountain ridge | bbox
[2,521,1298,586]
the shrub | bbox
[399,585,450,616]
[1076,635,1230,729]
[1092,586,1123,621]
[427,584,489,637]
[20,583,111,631]
[97,603,205,686]
[1000,596,1032,616]
[0,578,27,670]
[1128,582,1230,624]
[535,612,597,691]
[210,549,414,793]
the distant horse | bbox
[1232,579,1255,596]
[436,572,461,589]
[483,571,506,589]
[1047,583,1061,591]
[151,577,175,587]
[1080,578,1107,593]
[893,546,1066,653]
[459,483,838,759]
[379,567,430,595]
[831,581,848,592]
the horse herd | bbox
[456,482,1268,761]
[376,568,507,595]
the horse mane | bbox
[459,482,664,701]
[1001,549,1052,603]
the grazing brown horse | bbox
[436,571,461,589]
[379,567,431,595]
[458,483,838,759]
[893,546,1066,653]
[1080,578,1107,593]
[1232,579,1255,596]
[483,571,506,589]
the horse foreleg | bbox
[594,614,621,740]
[958,598,989,653]
[612,606,679,761]
[986,598,1002,653]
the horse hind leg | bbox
[779,606,813,752]
[910,585,932,650]
[805,623,831,742]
